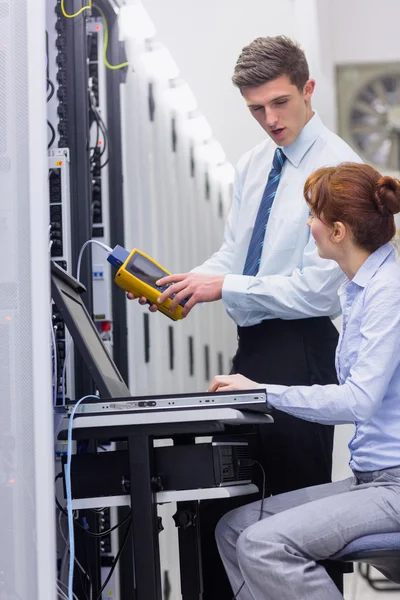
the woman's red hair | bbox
[304,163,400,253]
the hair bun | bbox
[374,176,400,216]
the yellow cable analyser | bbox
[107,245,186,320]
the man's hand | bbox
[208,373,259,392]
[156,273,225,318]
[126,293,158,312]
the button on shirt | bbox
[192,112,361,327]
[263,244,400,472]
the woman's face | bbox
[306,212,338,260]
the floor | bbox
[344,568,400,600]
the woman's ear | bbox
[332,221,347,244]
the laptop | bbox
[51,261,268,416]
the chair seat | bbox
[333,533,400,562]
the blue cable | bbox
[66,394,99,600]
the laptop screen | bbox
[51,262,131,400]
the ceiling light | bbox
[119,3,156,41]
[197,140,226,165]
[184,115,212,142]
[140,44,180,80]
[163,84,197,114]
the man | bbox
[133,36,361,597]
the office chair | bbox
[333,533,400,591]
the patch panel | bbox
[48,148,74,403]
[87,18,113,329]
[49,168,63,257]
[54,1,68,148]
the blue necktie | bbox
[243,148,286,276]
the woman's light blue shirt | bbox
[266,243,400,471]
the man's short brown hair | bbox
[232,36,309,91]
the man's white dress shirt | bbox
[193,112,362,327]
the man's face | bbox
[242,75,315,147]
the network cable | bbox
[50,306,58,407]
[59,239,112,408]
[58,509,90,575]
[50,228,59,408]
[66,394,100,600]
[90,105,109,167]
[47,78,55,102]
[99,156,109,170]
[95,518,132,600]
[92,5,129,71]
[76,239,112,282]
[57,579,79,600]
[58,510,91,599]
[89,104,101,161]
[92,107,108,160]
[62,240,114,598]
[88,94,107,167]
[63,404,133,600]
[61,0,92,19]
[55,480,131,538]
[61,340,72,406]
[48,120,56,149]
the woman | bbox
[208,162,400,600]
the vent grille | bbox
[219,444,252,483]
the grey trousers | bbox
[215,468,400,600]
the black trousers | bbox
[199,316,346,598]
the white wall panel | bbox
[121,46,152,395]
[330,0,400,65]
[141,0,296,165]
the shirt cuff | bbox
[222,273,252,310]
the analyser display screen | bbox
[127,253,168,288]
